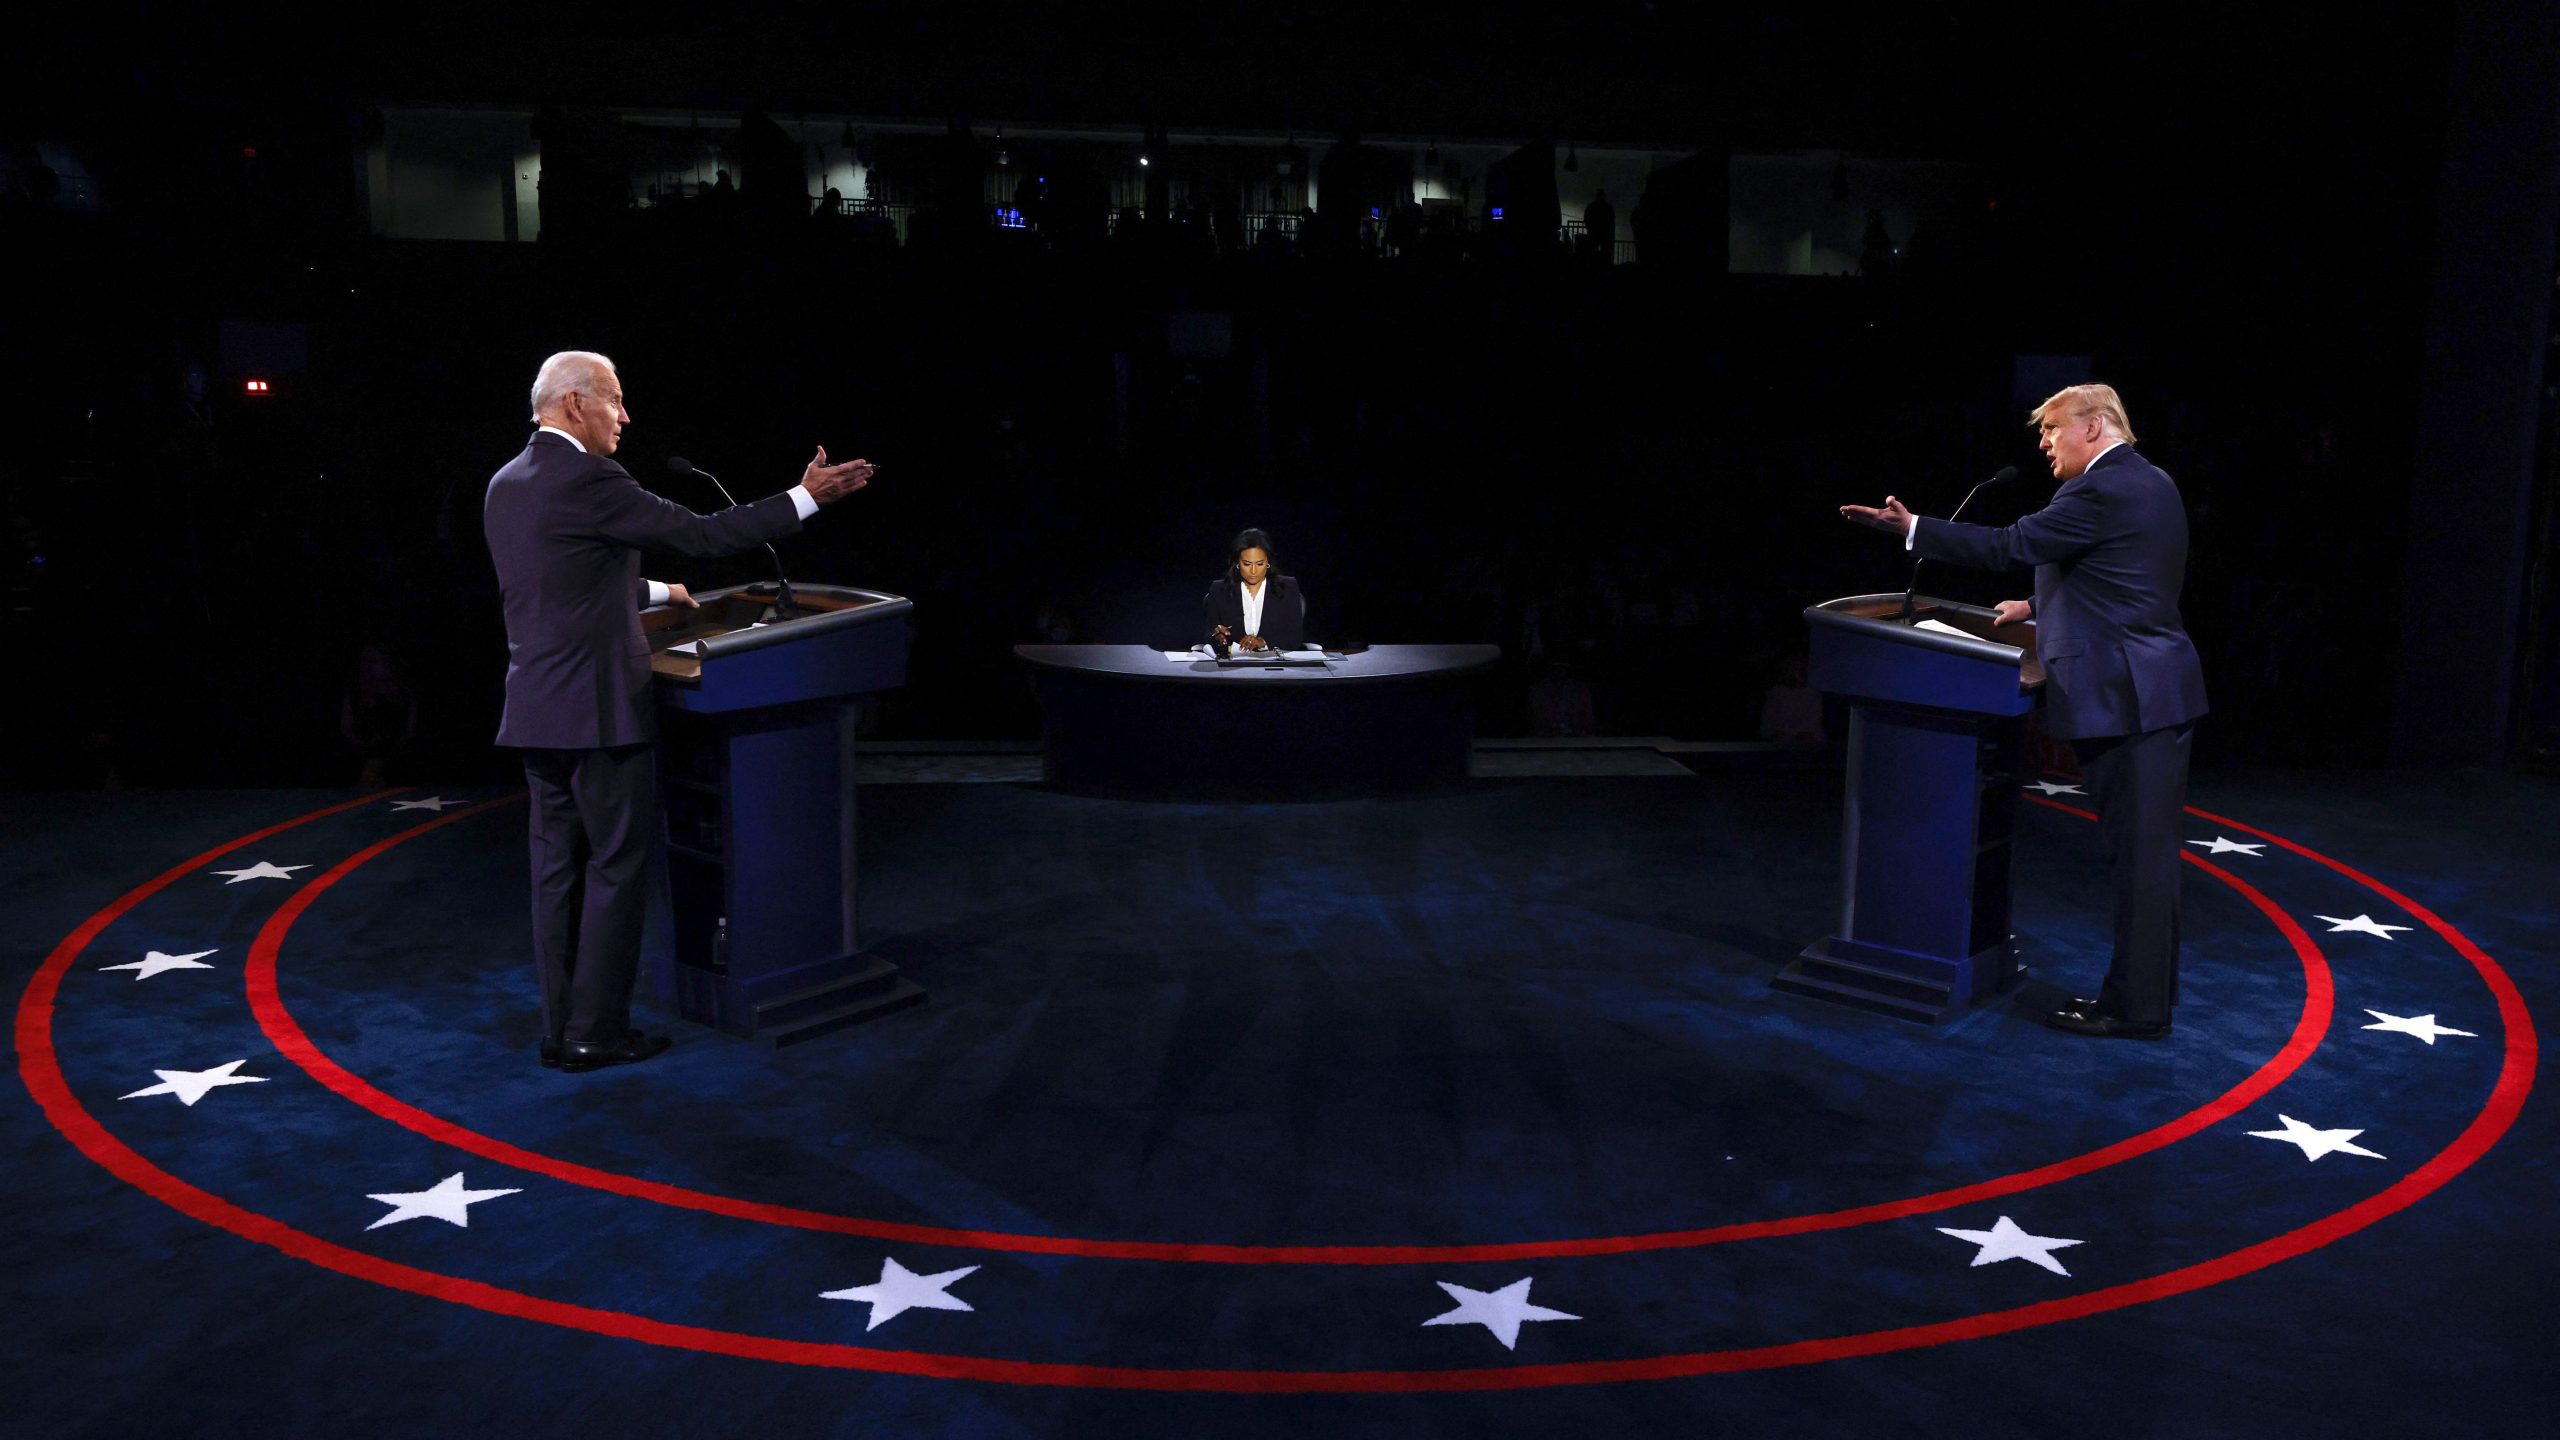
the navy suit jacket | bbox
[485,432,805,749]
[1911,444,2208,741]
[1203,573,1307,649]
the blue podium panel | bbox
[1783,594,2042,1025]
[643,583,921,1046]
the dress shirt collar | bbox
[536,424,587,453]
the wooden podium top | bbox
[1806,593,2047,693]
[644,583,909,682]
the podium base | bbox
[673,952,927,1048]
[1775,934,2019,1026]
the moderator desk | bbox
[1014,643,1501,797]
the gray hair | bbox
[528,351,617,421]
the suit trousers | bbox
[2069,721,2193,1027]
[522,743,658,1045]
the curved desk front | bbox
[1014,644,1501,797]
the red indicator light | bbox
[244,379,271,395]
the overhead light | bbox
[1139,155,1150,167]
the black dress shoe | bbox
[560,1031,672,1073]
[540,1037,562,1070]
[2045,1006,2171,1040]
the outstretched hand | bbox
[800,446,877,505]
[1838,495,1914,536]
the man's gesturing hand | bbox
[800,446,878,506]
[1838,495,1915,536]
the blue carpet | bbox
[3,767,2552,1437]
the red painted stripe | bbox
[238,797,2332,1263]
[15,789,405,1119]
[22,794,2532,1390]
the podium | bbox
[641,581,923,1046]
[1779,594,2044,1024]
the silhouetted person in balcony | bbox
[1859,208,1895,280]
[1584,190,1616,265]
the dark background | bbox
[8,2,2558,788]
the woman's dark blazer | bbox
[1202,573,1307,649]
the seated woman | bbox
[1202,527,1306,654]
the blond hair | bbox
[2030,383,2136,444]
[528,351,617,422]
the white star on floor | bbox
[118,1060,268,1106]
[100,948,218,980]
[1420,1277,1581,1351]
[820,1257,981,1331]
[2313,914,2414,940]
[365,1172,522,1230]
[1935,1215,2086,1277]
[212,861,310,884]
[2247,1113,2386,1162]
[2025,781,2086,796]
[2361,1010,2477,1045]
[390,796,462,812]
[2187,837,2268,857]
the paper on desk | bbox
[1913,619,1976,640]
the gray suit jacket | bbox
[1911,445,2208,741]
[485,432,804,748]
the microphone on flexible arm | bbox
[667,456,795,619]
[1903,464,2020,620]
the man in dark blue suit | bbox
[485,351,875,1072]
[1842,384,2207,1039]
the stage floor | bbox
[5,763,2552,1437]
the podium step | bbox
[760,977,928,1048]
[743,956,928,1047]
[1772,948,1959,1025]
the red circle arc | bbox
[17,792,2536,1391]
[236,795,2328,1263]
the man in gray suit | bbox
[1842,384,2207,1039]
[485,351,875,1072]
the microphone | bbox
[1903,465,2019,620]
[668,456,795,619]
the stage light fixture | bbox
[1139,155,1151,167]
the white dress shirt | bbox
[1241,580,1267,638]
